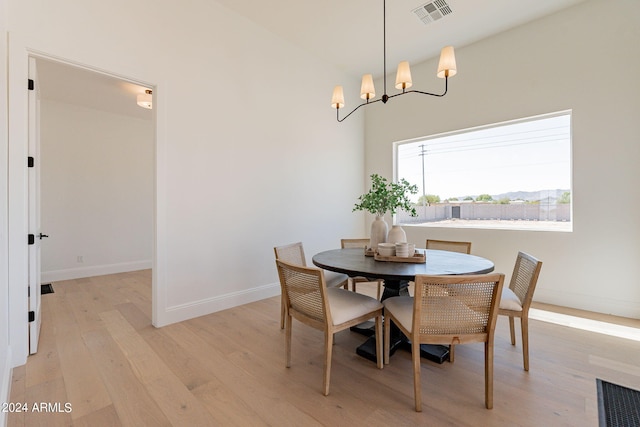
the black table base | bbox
[353,279,450,364]
[356,337,450,365]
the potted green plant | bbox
[353,174,418,249]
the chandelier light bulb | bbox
[331,86,345,109]
[395,61,413,90]
[437,46,457,78]
[360,74,376,100]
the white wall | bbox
[40,100,154,282]
[6,0,365,367]
[364,0,640,318]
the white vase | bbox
[369,216,388,250]
[387,225,407,244]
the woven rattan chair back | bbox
[499,251,542,371]
[425,239,472,254]
[274,242,307,267]
[276,259,328,325]
[274,242,308,329]
[413,274,503,343]
[508,251,542,308]
[340,238,370,249]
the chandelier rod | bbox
[383,0,387,101]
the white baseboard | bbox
[535,288,640,319]
[42,260,152,282]
[154,281,281,327]
[0,346,12,427]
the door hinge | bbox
[28,156,34,168]
[28,311,35,322]
[28,234,35,245]
[28,79,34,91]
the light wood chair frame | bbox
[274,242,348,329]
[340,238,383,299]
[384,273,504,411]
[276,259,383,396]
[425,239,472,254]
[498,251,542,371]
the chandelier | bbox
[331,0,457,122]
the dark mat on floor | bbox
[597,378,640,427]
[41,283,54,294]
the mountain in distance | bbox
[454,189,570,202]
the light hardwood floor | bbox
[8,270,640,426]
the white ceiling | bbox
[216,0,587,78]
[36,0,587,116]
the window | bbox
[395,111,572,231]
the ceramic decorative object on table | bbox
[353,174,419,254]
[387,225,406,244]
[369,215,388,250]
[377,243,396,257]
[395,242,409,257]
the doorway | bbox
[30,56,156,352]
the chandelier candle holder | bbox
[331,0,457,122]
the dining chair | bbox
[424,238,472,362]
[383,273,504,411]
[498,251,543,371]
[340,238,383,299]
[274,242,348,329]
[275,259,384,395]
[425,239,472,254]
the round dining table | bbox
[312,247,495,298]
[312,247,495,363]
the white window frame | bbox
[393,110,573,232]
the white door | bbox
[28,56,43,354]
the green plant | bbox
[558,191,571,204]
[417,194,441,206]
[353,174,418,217]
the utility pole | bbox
[419,144,427,206]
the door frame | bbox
[7,46,158,366]
[27,56,42,354]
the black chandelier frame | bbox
[335,0,451,122]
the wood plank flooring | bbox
[7,270,640,426]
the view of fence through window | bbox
[395,111,572,231]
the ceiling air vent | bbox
[413,0,453,25]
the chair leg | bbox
[485,340,494,409]
[323,330,334,396]
[413,339,422,412]
[521,316,530,371]
[449,344,455,363]
[280,294,285,329]
[285,314,292,368]
[376,280,382,300]
[383,316,391,365]
[375,314,383,369]
[508,316,516,345]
